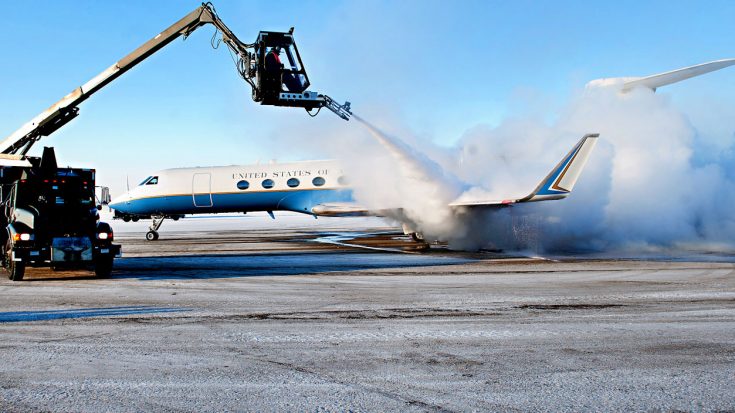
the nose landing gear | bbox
[146,215,165,241]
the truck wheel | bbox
[132,217,139,222]
[146,231,159,241]
[123,216,131,222]
[7,260,25,281]
[94,256,114,278]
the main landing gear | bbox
[402,223,425,243]
[146,215,165,241]
[410,232,425,242]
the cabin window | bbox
[146,176,158,185]
[138,176,152,186]
[236,180,250,190]
[262,179,275,189]
[312,177,325,187]
[287,178,300,188]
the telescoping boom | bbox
[0,2,351,158]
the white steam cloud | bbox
[450,87,735,252]
[275,86,735,253]
[350,114,466,242]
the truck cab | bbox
[1,148,121,280]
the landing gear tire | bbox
[123,216,131,222]
[172,216,180,221]
[132,216,139,222]
[7,259,25,281]
[410,232,424,242]
[146,216,165,241]
[94,255,114,278]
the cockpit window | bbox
[146,176,158,185]
[138,176,152,186]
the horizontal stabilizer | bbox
[587,59,735,92]
[450,134,599,208]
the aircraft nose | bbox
[109,193,130,211]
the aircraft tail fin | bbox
[519,133,599,202]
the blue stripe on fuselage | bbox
[110,189,354,216]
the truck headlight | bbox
[97,232,113,241]
[13,233,33,241]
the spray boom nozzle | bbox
[281,92,352,121]
[320,95,352,121]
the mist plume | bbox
[338,87,735,253]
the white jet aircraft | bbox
[110,134,597,240]
[110,59,735,241]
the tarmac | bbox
[0,214,734,412]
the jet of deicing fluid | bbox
[349,113,469,242]
[351,113,458,188]
[352,114,423,172]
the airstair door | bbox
[192,173,213,207]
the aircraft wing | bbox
[313,134,598,217]
[587,58,735,92]
[622,59,735,92]
[311,202,373,217]
[449,133,599,208]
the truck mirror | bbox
[99,186,111,205]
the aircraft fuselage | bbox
[109,160,352,217]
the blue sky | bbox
[0,0,733,195]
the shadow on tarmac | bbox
[111,252,474,280]
[18,252,474,281]
[0,306,189,323]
